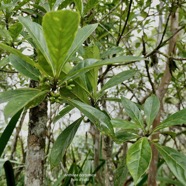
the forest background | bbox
[0,0,186,186]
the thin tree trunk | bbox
[148,8,179,186]
[90,124,104,185]
[25,80,47,186]
[102,135,114,186]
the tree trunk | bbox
[90,124,104,185]
[147,8,179,186]
[25,80,47,186]
[102,135,114,186]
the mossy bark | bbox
[25,81,47,186]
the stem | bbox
[25,80,47,186]
[147,6,179,186]
[116,0,133,46]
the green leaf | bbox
[121,97,144,129]
[111,119,140,130]
[0,89,48,120]
[3,160,16,186]
[9,54,40,80]
[0,57,9,68]
[144,95,160,129]
[49,117,82,167]
[67,99,114,136]
[53,0,65,10]
[43,10,80,77]
[74,0,83,15]
[154,108,186,132]
[101,70,136,92]
[65,56,143,82]
[101,46,123,58]
[65,24,98,62]
[0,110,22,157]
[155,144,186,185]
[114,131,138,144]
[67,58,98,95]
[114,158,128,186]
[85,66,98,95]
[0,43,42,72]
[53,105,74,123]
[0,27,12,43]
[9,22,23,40]
[126,137,152,184]
[83,45,100,59]
[18,16,52,76]
[37,49,53,77]
[157,176,184,186]
[84,0,98,14]
[60,80,90,103]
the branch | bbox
[158,11,172,47]
[116,0,133,46]
[142,33,156,93]
[0,69,18,73]
[146,26,185,58]
[99,0,122,22]
[157,51,186,61]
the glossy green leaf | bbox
[101,46,123,58]
[60,80,90,103]
[154,108,186,132]
[121,97,144,129]
[158,176,184,186]
[43,10,80,77]
[126,137,152,184]
[67,99,114,136]
[48,0,55,10]
[0,110,22,157]
[9,54,40,80]
[67,58,98,95]
[114,158,128,186]
[53,105,74,123]
[49,117,82,167]
[111,119,140,130]
[144,95,160,129]
[0,43,42,71]
[83,45,100,59]
[0,89,48,120]
[0,57,9,67]
[82,46,100,94]
[4,160,16,186]
[74,0,83,15]
[0,27,12,43]
[65,56,143,82]
[65,24,98,62]
[53,0,65,10]
[18,16,52,75]
[37,49,53,77]
[101,70,136,92]
[85,67,98,94]
[84,0,98,14]
[9,22,22,40]
[114,131,138,144]
[155,143,186,185]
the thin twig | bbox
[146,26,185,57]
[142,33,156,93]
[157,51,186,60]
[116,0,133,46]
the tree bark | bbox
[25,81,47,186]
[90,124,104,185]
[102,135,114,186]
[147,8,179,186]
